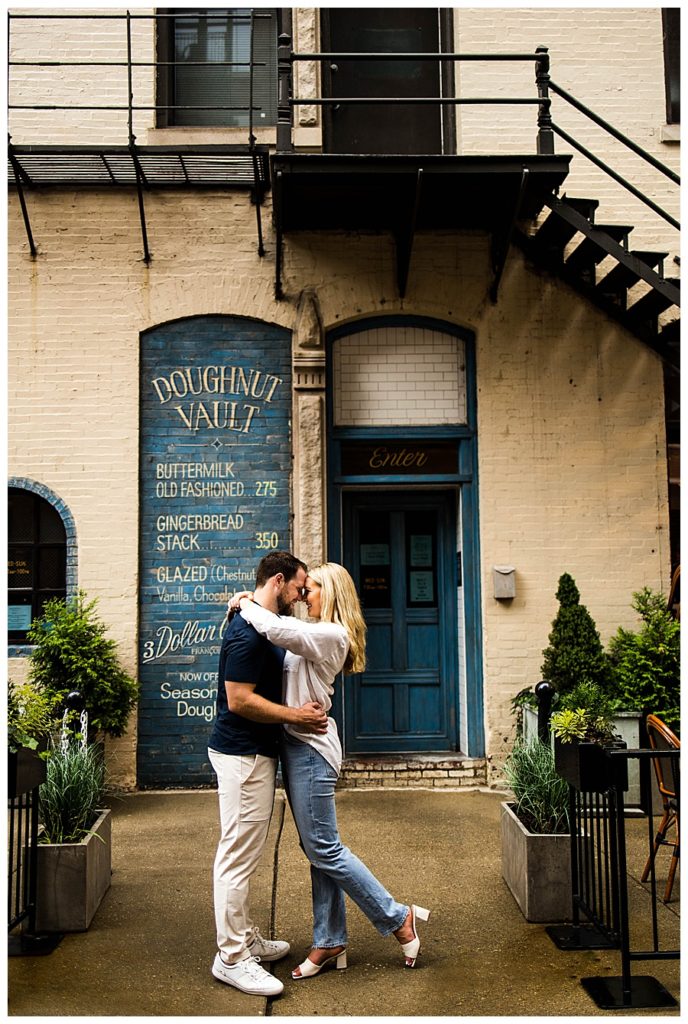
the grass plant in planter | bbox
[36,739,112,932]
[501,740,572,922]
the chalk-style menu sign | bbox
[138,317,291,787]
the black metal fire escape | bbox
[270,31,679,370]
[8,11,680,371]
[7,10,272,263]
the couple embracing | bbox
[207,550,430,997]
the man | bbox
[208,550,328,997]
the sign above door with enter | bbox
[340,442,458,476]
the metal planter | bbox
[8,748,47,798]
[554,738,628,793]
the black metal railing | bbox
[547,79,680,230]
[7,10,273,147]
[8,788,40,937]
[276,35,556,156]
[276,34,679,236]
[529,686,680,1009]
[547,747,680,1010]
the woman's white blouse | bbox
[239,600,349,774]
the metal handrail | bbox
[278,39,555,155]
[7,10,271,140]
[550,123,679,230]
[549,79,679,184]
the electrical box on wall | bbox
[493,565,516,600]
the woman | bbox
[228,562,430,979]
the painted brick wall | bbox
[333,325,467,426]
[8,187,669,786]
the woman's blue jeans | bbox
[280,731,408,948]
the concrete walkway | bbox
[8,788,680,1017]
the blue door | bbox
[342,490,458,753]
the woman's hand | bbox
[228,590,253,613]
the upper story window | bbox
[156,8,278,128]
[8,487,67,644]
[662,8,680,124]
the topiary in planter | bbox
[27,592,139,740]
[607,588,680,733]
[541,573,610,699]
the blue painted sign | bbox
[138,316,291,786]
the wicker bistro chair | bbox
[641,714,680,902]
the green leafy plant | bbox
[550,682,617,745]
[607,588,680,733]
[27,592,139,739]
[541,573,610,697]
[39,742,106,844]
[503,740,570,834]
[8,682,61,755]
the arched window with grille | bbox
[8,484,73,645]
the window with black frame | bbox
[156,8,278,128]
[8,488,67,644]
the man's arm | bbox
[227,681,328,734]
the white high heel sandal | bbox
[292,948,348,980]
[399,905,430,968]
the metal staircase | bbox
[516,194,680,370]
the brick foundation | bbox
[338,754,488,789]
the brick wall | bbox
[8,188,669,787]
[333,325,467,426]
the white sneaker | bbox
[248,931,290,962]
[212,953,284,996]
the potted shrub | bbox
[550,682,628,793]
[519,572,613,742]
[35,736,112,932]
[521,574,644,800]
[541,573,611,697]
[27,591,139,741]
[500,739,573,922]
[7,682,61,797]
[608,588,680,734]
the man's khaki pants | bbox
[208,749,277,963]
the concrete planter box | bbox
[500,801,572,923]
[35,808,112,932]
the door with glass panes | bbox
[342,490,458,753]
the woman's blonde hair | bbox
[307,562,367,674]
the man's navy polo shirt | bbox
[208,609,285,758]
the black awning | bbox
[271,152,571,299]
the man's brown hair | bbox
[255,550,307,587]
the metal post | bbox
[126,10,134,146]
[535,46,555,155]
[276,33,293,152]
[534,680,555,742]
[248,9,265,257]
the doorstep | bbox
[338,753,488,789]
